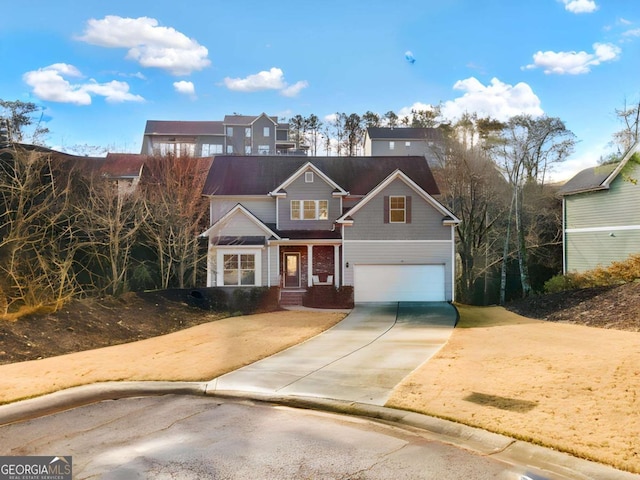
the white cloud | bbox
[439,77,543,121]
[623,28,640,38]
[561,0,598,14]
[524,42,621,74]
[173,80,196,96]
[223,67,308,97]
[280,80,309,97]
[23,64,144,105]
[77,16,210,76]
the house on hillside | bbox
[140,113,299,157]
[363,127,444,167]
[559,143,640,273]
[200,155,460,305]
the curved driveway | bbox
[208,302,457,405]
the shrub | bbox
[544,253,640,293]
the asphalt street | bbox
[1,395,536,480]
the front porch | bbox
[279,244,341,305]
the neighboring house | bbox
[140,113,297,157]
[363,127,444,167]
[559,142,640,273]
[200,155,460,304]
[98,153,146,195]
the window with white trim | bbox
[258,145,270,154]
[263,126,270,137]
[245,145,251,154]
[227,145,234,154]
[223,253,256,286]
[305,171,314,183]
[201,144,223,156]
[226,127,233,136]
[245,127,251,138]
[389,141,395,150]
[389,196,406,223]
[291,200,329,220]
[405,141,411,148]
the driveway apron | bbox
[209,302,457,405]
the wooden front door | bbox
[284,253,301,288]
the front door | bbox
[284,253,301,288]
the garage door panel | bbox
[354,265,445,302]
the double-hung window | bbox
[223,253,256,286]
[389,196,406,223]
[291,200,328,220]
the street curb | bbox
[0,381,207,426]
[1,382,638,480]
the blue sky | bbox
[2,0,638,180]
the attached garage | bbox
[353,264,446,303]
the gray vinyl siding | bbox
[345,179,449,241]
[212,213,269,237]
[565,173,640,229]
[277,171,339,230]
[564,164,640,272]
[566,229,640,272]
[368,140,441,166]
[343,240,454,300]
[251,116,276,154]
[209,198,275,224]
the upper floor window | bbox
[305,172,314,183]
[291,200,328,220]
[226,127,233,136]
[245,127,251,138]
[155,142,195,157]
[227,145,234,154]
[389,196,406,223]
[389,141,395,150]
[405,141,411,148]
[263,126,270,137]
[245,145,251,154]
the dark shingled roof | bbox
[557,163,617,196]
[366,127,443,141]
[202,156,440,197]
[101,153,146,178]
[144,120,224,136]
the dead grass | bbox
[0,310,345,405]
[387,304,640,474]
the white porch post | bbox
[307,245,313,287]
[334,245,340,287]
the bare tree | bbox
[493,115,575,302]
[0,99,50,146]
[140,155,211,289]
[613,97,640,153]
[80,172,147,296]
[0,147,88,316]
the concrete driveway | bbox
[208,302,457,405]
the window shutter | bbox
[383,196,389,223]
[406,196,412,223]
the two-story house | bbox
[200,155,460,304]
[363,127,444,167]
[559,142,640,273]
[140,113,296,157]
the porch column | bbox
[307,245,313,287]
[334,245,340,287]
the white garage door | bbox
[354,264,445,302]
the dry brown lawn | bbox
[0,310,345,405]
[387,305,640,474]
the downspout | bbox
[562,197,567,275]
[451,224,456,303]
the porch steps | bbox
[280,290,305,306]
